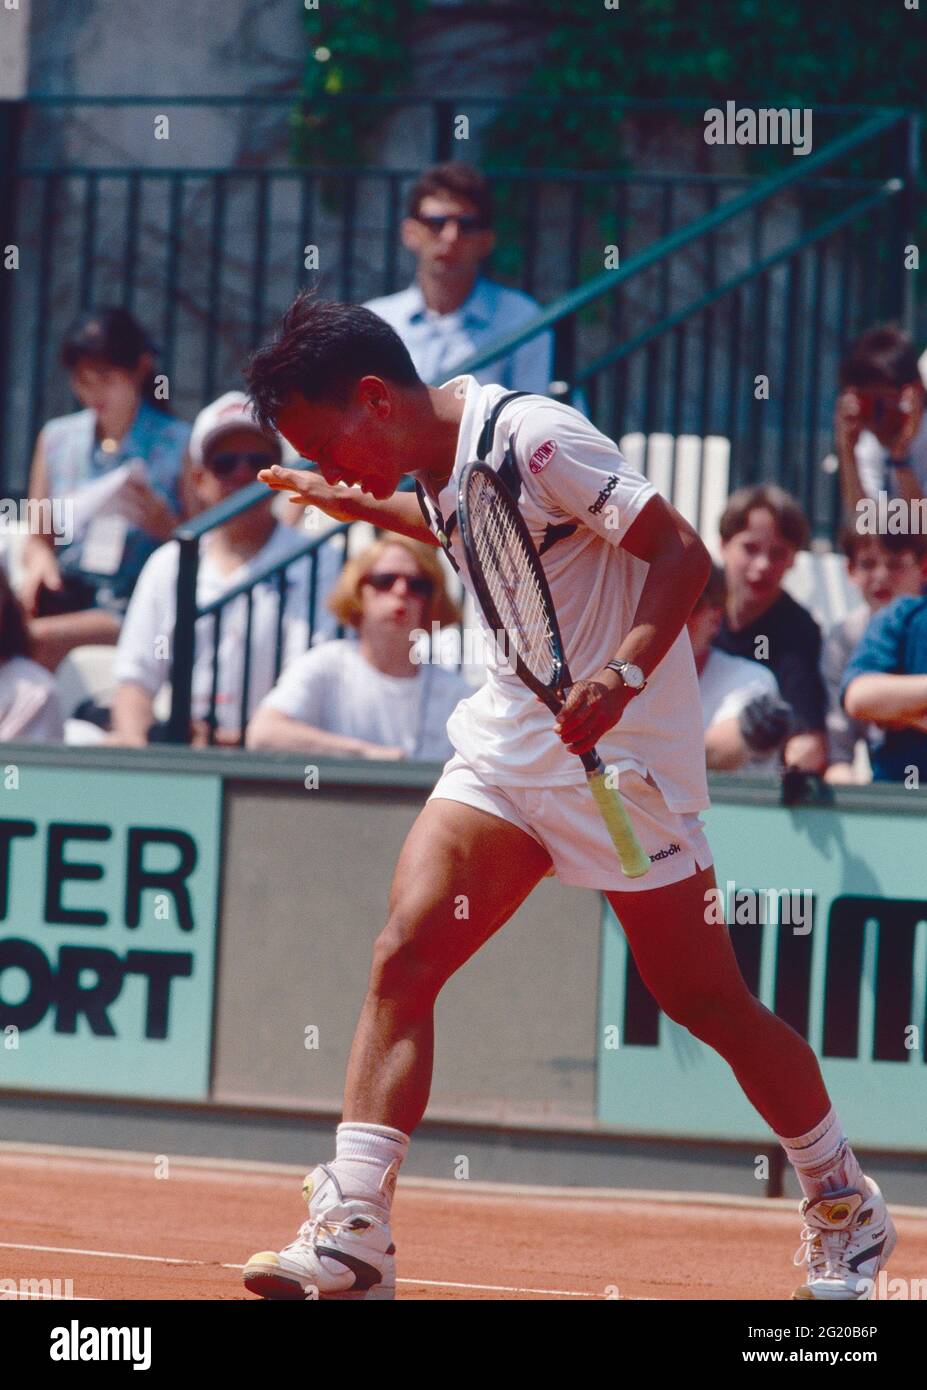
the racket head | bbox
[457,460,568,705]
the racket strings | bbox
[467,475,558,685]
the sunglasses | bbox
[363,571,434,598]
[414,214,487,235]
[206,451,277,476]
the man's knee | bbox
[369,906,450,1006]
[658,984,756,1041]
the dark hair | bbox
[693,563,727,612]
[719,484,811,552]
[839,324,923,390]
[838,523,927,565]
[406,162,493,227]
[244,291,424,430]
[0,567,30,663]
[60,307,171,413]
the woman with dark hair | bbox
[19,307,192,669]
[0,568,64,741]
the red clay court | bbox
[2,1143,926,1301]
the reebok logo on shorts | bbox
[529,440,556,474]
[650,843,681,862]
[588,474,619,515]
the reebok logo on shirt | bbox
[588,474,620,515]
[529,440,556,474]
[650,843,681,862]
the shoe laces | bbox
[793,1222,849,1277]
[287,1200,384,1255]
[286,1213,346,1254]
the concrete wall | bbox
[214,776,601,1124]
[2,745,925,1199]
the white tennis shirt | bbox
[420,375,709,812]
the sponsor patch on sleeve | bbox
[528,439,556,474]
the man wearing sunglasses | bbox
[363,162,554,395]
[110,391,341,746]
[835,324,927,517]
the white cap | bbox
[189,390,283,466]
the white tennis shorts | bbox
[428,753,713,893]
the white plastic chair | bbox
[55,645,119,719]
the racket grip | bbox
[586,767,651,878]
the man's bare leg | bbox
[608,864,896,1297]
[606,864,830,1136]
[342,797,553,1132]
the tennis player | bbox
[240,292,895,1302]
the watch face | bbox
[623,663,645,690]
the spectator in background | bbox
[715,484,829,773]
[363,162,554,394]
[19,308,192,670]
[842,571,927,784]
[0,568,65,742]
[110,392,340,747]
[835,324,927,517]
[247,537,469,760]
[823,528,927,784]
[687,564,792,773]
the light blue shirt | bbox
[363,276,554,394]
[42,398,190,602]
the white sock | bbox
[328,1122,409,1209]
[779,1106,866,1200]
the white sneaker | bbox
[243,1164,396,1300]
[791,1176,897,1300]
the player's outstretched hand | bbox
[554,670,634,756]
[258,464,354,523]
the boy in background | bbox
[715,485,828,774]
[823,529,927,784]
[687,565,792,773]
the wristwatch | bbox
[605,659,648,695]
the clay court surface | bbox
[1,1143,925,1301]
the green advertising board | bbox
[598,796,927,1151]
[0,766,221,1100]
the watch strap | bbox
[605,659,647,692]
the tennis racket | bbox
[457,460,651,879]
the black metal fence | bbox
[454,109,919,539]
[161,109,919,742]
[0,96,918,742]
[0,95,903,498]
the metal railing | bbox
[0,95,897,497]
[462,109,918,538]
[160,107,919,741]
[165,493,351,745]
[165,473,426,745]
[0,95,917,741]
